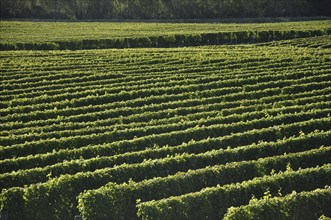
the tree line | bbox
[1,0,330,20]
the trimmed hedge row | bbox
[0,119,329,219]
[77,147,331,220]
[3,77,329,133]
[1,122,330,189]
[2,85,330,138]
[1,30,330,51]
[223,188,331,220]
[3,66,325,110]
[1,143,330,220]
[1,106,330,160]
[2,94,329,154]
[3,98,328,147]
[136,164,331,220]
[0,116,330,218]
[1,113,329,176]
[1,59,324,101]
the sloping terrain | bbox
[0,23,330,220]
[0,20,330,50]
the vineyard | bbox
[0,20,331,220]
[1,20,330,50]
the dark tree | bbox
[0,0,330,20]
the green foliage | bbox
[0,20,330,50]
[136,164,331,220]
[320,215,331,220]
[1,115,330,189]
[1,0,330,19]
[223,188,331,220]
[78,147,331,219]
[0,35,330,219]
[0,188,25,220]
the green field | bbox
[0,20,330,50]
[0,21,331,220]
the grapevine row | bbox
[136,164,331,220]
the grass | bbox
[0,20,330,44]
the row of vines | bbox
[0,34,330,219]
